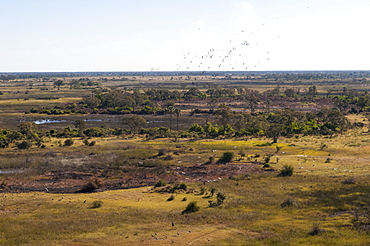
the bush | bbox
[280,197,297,208]
[90,200,103,209]
[308,223,325,236]
[157,148,166,156]
[209,192,226,207]
[262,163,271,168]
[164,154,174,160]
[167,195,175,201]
[182,201,200,214]
[174,183,187,191]
[154,179,167,188]
[64,138,74,146]
[79,177,103,192]
[0,180,7,189]
[17,141,32,149]
[278,165,294,177]
[342,177,356,184]
[217,151,234,164]
[216,192,226,204]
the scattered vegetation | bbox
[1,72,370,245]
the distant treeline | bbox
[1,70,370,80]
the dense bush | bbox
[154,179,167,188]
[217,151,234,164]
[182,201,200,214]
[17,141,32,149]
[79,177,103,193]
[63,139,74,146]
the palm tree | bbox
[174,108,181,132]
[166,106,175,131]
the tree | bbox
[307,86,317,100]
[174,108,181,132]
[74,119,86,136]
[215,104,233,135]
[82,96,100,108]
[266,123,284,143]
[17,122,39,140]
[166,105,175,131]
[122,115,147,134]
[54,80,64,90]
[245,95,259,114]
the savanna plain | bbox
[1,71,370,245]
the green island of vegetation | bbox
[1,71,370,245]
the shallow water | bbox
[0,170,24,174]
[34,119,67,124]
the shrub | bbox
[79,177,103,192]
[280,197,297,208]
[17,141,32,149]
[164,154,174,160]
[175,183,187,191]
[64,138,74,146]
[217,151,234,164]
[342,177,356,184]
[0,180,7,189]
[210,187,216,196]
[209,192,226,207]
[205,156,215,164]
[154,179,167,188]
[216,192,226,205]
[167,195,175,201]
[182,201,200,214]
[157,148,166,156]
[278,165,294,177]
[90,200,103,209]
[308,223,325,236]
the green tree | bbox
[54,80,64,90]
[174,108,181,132]
[74,119,87,137]
[166,105,175,131]
[17,122,39,140]
[122,115,148,134]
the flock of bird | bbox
[176,4,311,72]
[176,26,277,72]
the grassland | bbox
[1,131,370,245]
[1,72,370,245]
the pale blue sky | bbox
[0,0,369,72]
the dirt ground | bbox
[1,162,267,194]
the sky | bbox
[0,0,369,72]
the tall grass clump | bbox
[278,165,294,177]
[90,200,103,209]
